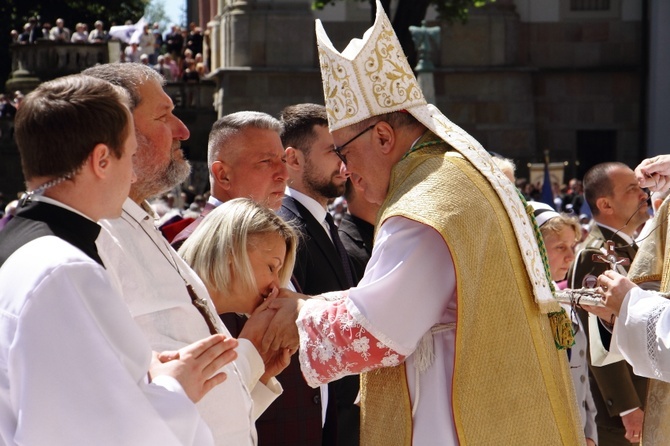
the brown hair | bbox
[583,162,629,216]
[15,74,131,181]
[279,103,329,155]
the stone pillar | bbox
[440,0,520,67]
[208,19,221,71]
[218,0,314,68]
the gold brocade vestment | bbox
[359,133,584,445]
[628,197,670,446]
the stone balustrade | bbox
[10,41,119,79]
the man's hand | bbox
[152,334,238,403]
[597,270,638,316]
[580,301,616,323]
[635,155,670,192]
[260,288,308,353]
[621,408,644,443]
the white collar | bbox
[119,197,156,229]
[286,187,328,223]
[208,195,224,207]
[597,222,635,245]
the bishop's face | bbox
[332,122,392,206]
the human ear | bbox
[596,197,612,215]
[91,144,111,178]
[284,147,303,171]
[374,121,395,155]
[211,160,231,190]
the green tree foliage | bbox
[1,0,147,88]
[313,0,493,68]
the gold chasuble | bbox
[360,133,583,445]
[628,198,670,446]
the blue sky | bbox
[162,0,186,26]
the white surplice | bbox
[97,198,281,446]
[614,287,670,382]
[298,216,458,445]
[0,236,211,446]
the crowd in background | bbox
[10,17,209,83]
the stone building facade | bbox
[189,0,666,181]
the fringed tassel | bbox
[548,308,575,350]
[414,331,435,374]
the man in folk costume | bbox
[610,159,670,446]
[262,2,584,444]
[566,162,649,445]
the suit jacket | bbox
[567,224,647,443]
[170,201,216,250]
[338,212,374,282]
[277,195,360,446]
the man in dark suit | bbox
[275,103,359,446]
[568,161,650,445]
[171,111,287,249]
[338,178,379,281]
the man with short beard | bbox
[267,103,359,446]
[84,63,285,446]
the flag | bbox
[109,17,146,44]
[540,161,555,209]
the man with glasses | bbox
[259,2,584,445]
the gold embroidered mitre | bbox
[315,0,560,314]
[315,0,425,130]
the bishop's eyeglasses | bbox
[332,124,376,165]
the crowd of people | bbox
[4,2,670,445]
[10,17,209,83]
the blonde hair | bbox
[179,198,297,298]
[539,213,581,243]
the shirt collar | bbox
[286,187,328,223]
[597,222,635,245]
[208,195,224,207]
[119,197,155,228]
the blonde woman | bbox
[531,201,598,446]
[180,198,297,315]
[179,198,297,394]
